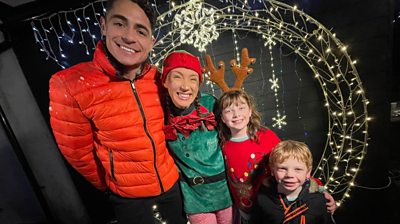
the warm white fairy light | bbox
[264,30,287,129]
[232,30,240,62]
[152,204,167,224]
[30,0,369,206]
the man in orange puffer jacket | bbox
[48,0,186,223]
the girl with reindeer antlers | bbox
[209,49,337,223]
[207,47,280,224]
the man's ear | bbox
[100,16,106,36]
[149,35,156,51]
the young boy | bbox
[254,140,333,224]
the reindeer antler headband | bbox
[203,48,256,92]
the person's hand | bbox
[323,191,336,214]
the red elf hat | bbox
[161,50,203,84]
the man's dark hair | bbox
[105,0,156,32]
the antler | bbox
[204,54,230,92]
[204,48,255,92]
[230,48,256,89]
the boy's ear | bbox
[306,170,311,178]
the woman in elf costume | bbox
[161,51,233,224]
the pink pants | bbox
[187,206,233,224]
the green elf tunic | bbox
[164,93,232,214]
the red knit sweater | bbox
[222,129,280,212]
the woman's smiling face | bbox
[164,67,200,109]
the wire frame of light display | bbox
[155,0,370,206]
[30,0,369,206]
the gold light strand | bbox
[264,29,287,129]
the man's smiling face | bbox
[101,0,155,74]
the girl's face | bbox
[271,157,311,197]
[163,67,200,109]
[221,96,252,138]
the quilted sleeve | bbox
[49,74,107,190]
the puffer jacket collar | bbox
[93,41,152,80]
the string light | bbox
[152,204,167,224]
[264,29,287,129]
[30,0,369,206]
[30,0,104,68]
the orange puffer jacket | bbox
[49,41,179,198]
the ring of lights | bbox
[152,0,369,206]
[30,0,369,206]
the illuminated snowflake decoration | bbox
[174,2,219,52]
[265,36,287,129]
[272,113,287,129]
[269,77,279,91]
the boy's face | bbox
[271,157,311,195]
[101,0,155,74]
[163,67,200,109]
[221,96,252,138]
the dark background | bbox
[0,0,399,223]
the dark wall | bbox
[301,0,399,223]
[390,0,400,180]
[1,2,113,223]
[0,112,47,223]
[1,0,399,223]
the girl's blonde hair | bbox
[269,140,313,171]
[217,89,266,145]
